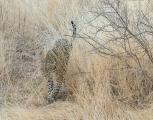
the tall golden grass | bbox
[1,0,153,120]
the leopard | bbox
[42,21,76,103]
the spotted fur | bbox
[42,39,72,103]
[42,21,76,103]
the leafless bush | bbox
[78,0,153,109]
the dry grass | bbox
[1,0,153,120]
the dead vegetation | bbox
[1,0,153,120]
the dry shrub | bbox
[1,0,153,120]
[1,40,153,119]
[108,57,153,109]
